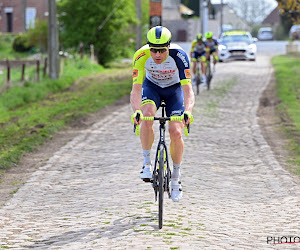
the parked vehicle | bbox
[289,25,300,40]
[218,30,257,62]
[257,27,274,41]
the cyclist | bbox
[204,31,219,73]
[130,26,195,202]
[190,33,210,86]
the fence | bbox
[0,58,48,92]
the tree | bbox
[229,0,275,26]
[276,0,300,24]
[57,0,137,65]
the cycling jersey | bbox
[205,38,218,53]
[132,44,191,88]
[190,40,209,54]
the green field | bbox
[0,56,131,170]
[272,53,300,174]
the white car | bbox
[289,24,300,40]
[218,31,257,62]
[258,27,274,41]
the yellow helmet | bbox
[147,26,172,47]
[205,31,213,39]
[196,33,203,41]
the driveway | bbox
[0,55,299,249]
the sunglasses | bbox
[150,48,168,54]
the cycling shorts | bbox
[210,48,217,54]
[141,78,185,117]
[192,51,206,62]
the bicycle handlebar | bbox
[133,115,190,136]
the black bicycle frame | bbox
[152,103,171,199]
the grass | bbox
[0,55,131,170]
[272,53,300,174]
[0,35,31,59]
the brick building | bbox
[0,0,48,33]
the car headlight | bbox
[218,44,227,51]
[248,44,256,50]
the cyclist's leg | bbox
[200,53,207,75]
[200,53,207,84]
[140,79,161,179]
[191,52,198,85]
[165,84,184,201]
[140,79,161,150]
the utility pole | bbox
[136,0,142,50]
[220,0,223,36]
[48,0,59,79]
[201,0,208,35]
[199,0,202,33]
[22,0,26,32]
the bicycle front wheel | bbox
[158,145,165,229]
[206,62,212,90]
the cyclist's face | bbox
[150,47,169,64]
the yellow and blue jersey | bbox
[132,44,191,88]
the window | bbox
[26,8,36,29]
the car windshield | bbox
[222,35,251,44]
[261,31,272,34]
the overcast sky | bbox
[210,0,278,9]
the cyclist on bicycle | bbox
[130,26,195,202]
[204,31,219,73]
[190,33,210,86]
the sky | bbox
[210,0,278,9]
[210,0,278,23]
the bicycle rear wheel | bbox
[206,61,212,90]
[158,145,165,229]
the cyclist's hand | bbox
[131,110,143,125]
[181,111,194,126]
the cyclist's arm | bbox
[190,40,196,57]
[182,84,195,125]
[205,43,210,59]
[130,83,142,113]
[214,39,219,54]
[130,46,149,124]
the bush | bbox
[26,20,48,52]
[274,26,289,40]
[12,34,33,52]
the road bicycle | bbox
[133,101,190,229]
[194,58,202,95]
[195,58,211,94]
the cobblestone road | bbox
[0,55,299,249]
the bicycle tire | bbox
[158,145,165,229]
[196,62,201,95]
[196,74,201,95]
[206,60,212,90]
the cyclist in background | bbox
[130,26,194,202]
[190,33,210,86]
[205,31,219,73]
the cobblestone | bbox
[0,56,299,249]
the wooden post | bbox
[36,60,40,81]
[80,42,84,59]
[90,44,95,62]
[21,64,25,82]
[6,59,10,84]
[43,58,48,77]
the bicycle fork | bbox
[152,122,171,201]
